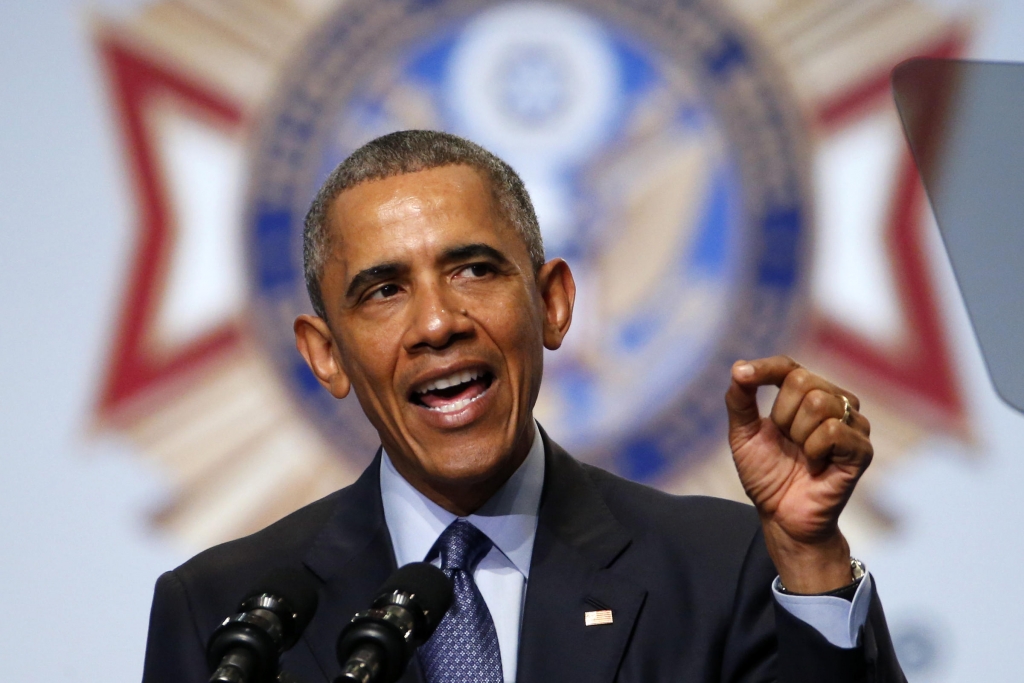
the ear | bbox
[536,258,575,351]
[294,314,351,399]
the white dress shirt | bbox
[380,425,872,683]
[381,430,544,683]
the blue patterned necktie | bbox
[418,519,504,683]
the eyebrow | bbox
[439,243,513,267]
[343,243,513,300]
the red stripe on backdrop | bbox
[94,33,245,422]
[809,31,967,428]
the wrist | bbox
[763,523,853,594]
[777,558,866,600]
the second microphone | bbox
[335,562,453,683]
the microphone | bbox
[207,566,320,683]
[335,562,453,683]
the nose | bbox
[402,280,474,352]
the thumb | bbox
[725,361,761,436]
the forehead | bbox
[326,164,513,262]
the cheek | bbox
[473,289,544,375]
[340,326,400,393]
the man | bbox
[143,130,904,682]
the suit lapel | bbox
[297,451,425,683]
[516,434,648,683]
[293,436,647,683]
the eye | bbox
[367,283,401,300]
[456,263,494,279]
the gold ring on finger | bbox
[840,395,852,425]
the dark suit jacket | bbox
[142,433,906,682]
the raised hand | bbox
[725,355,873,593]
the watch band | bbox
[777,558,866,601]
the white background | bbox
[1,0,1023,680]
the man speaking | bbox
[142,130,904,682]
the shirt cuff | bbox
[772,572,873,649]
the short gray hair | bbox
[303,130,545,319]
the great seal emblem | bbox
[247,0,811,481]
[91,0,968,546]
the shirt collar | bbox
[380,424,545,578]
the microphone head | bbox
[208,567,320,680]
[376,562,452,637]
[334,564,452,682]
[241,566,320,644]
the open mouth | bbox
[410,368,495,414]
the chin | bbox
[423,446,509,483]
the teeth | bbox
[416,368,483,394]
[427,392,485,413]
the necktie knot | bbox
[433,519,493,573]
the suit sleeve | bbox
[723,527,907,683]
[142,571,210,683]
[774,580,906,683]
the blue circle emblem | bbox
[246,0,810,482]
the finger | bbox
[770,367,842,435]
[726,362,761,434]
[731,355,801,388]
[788,389,846,445]
[735,356,862,412]
[790,397,872,445]
[789,390,872,445]
[852,410,870,438]
[803,419,874,473]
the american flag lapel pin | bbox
[584,609,614,626]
